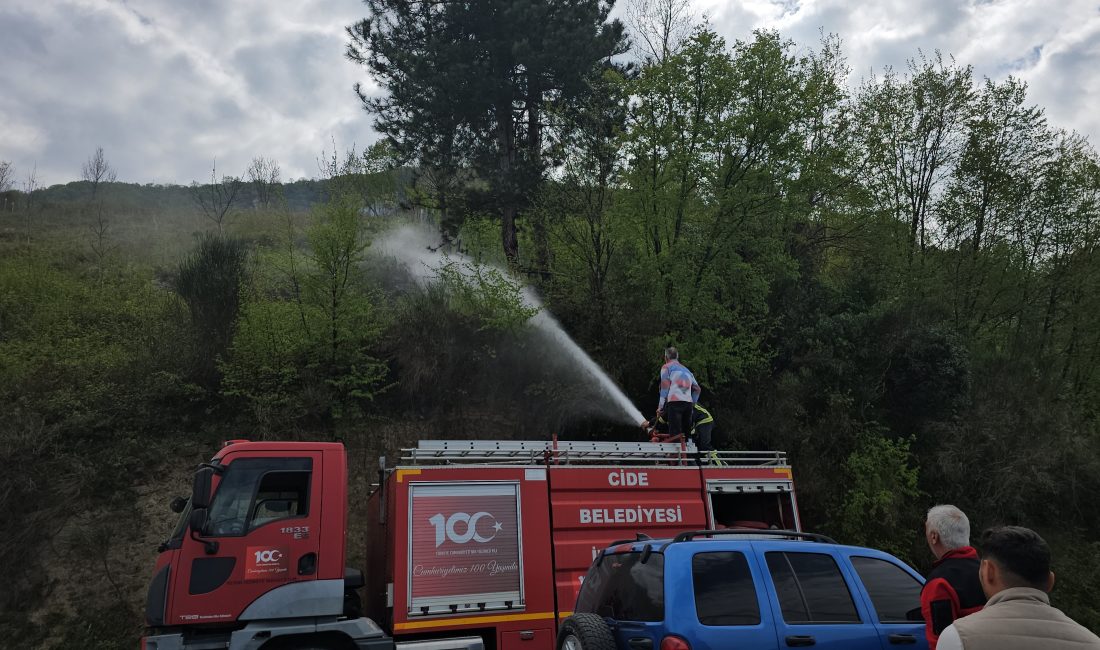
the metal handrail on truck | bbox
[399,439,788,467]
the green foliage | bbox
[220,300,321,422]
[835,428,922,557]
[882,326,971,435]
[1045,534,1100,632]
[219,192,389,427]
[174,233,249,387]
[0,252,198,422]
[0,242,207,647]
[385,256,548,423]
[348,0,628,260]
[435,260,540,332]
[7,12,1100,645]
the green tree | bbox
[347,0,628,262]
[936,77,1051,334]
[387,256,541,423]
[835,428,922,557]
[857,53,974,265]
[307,192,376,370]
[175,234,249,386]
[539,68,630,329]
[621,28,823,387]
[221,190,388,425]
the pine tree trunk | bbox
[497,99,519,263]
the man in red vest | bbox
[922,505,987,649]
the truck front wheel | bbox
[558,614,616,650]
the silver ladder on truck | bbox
[400,439,788,467]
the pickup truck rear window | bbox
[575,551,665,622]
[850,556,923,623]
[766,552,860,624]
[692,552,760,626]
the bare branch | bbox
[246,156,282,209]
[189,159,244,232]
[0,160,14,193]
[81,146,117,199]
[626,0,695,64]
[21,162,39,241]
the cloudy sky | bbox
[2,0,1099,187]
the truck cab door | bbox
[165,453,323,625]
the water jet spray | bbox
[376,225,647,427]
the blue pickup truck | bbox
[559,530,927,650]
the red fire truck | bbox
[143,439,800,650]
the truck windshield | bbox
[206,457,312,537]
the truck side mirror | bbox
[188,467,220,554]
[170,496,187,513]
[188,506,219,554]
[192,466,214,509]
[189,507,209,534]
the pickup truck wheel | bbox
[558,614,616,650]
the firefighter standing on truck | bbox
[656,347,701,443]
[644,403,722,464]
[691,402,715,452]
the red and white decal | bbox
[245,546,289,581]
[408,483,522,607]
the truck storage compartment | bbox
[406,482,524,616]
[706,478,798,531]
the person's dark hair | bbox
[664,346,678,360]
[979,526,1051,589]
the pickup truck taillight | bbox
[660,635,690,650]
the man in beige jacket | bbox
[937,526,1100,650]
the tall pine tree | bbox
[348,0,627,262]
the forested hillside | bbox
[3,9,1100,649]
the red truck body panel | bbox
[383,466,558,646]
[367,447,799,649]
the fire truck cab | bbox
[143,439,800,650]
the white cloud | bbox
[0,0,372,185]
[0,0,1097,185]
[705,0,1100,140]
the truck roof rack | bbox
[670,529,837,544]
[400,440,788,467]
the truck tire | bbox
[558,614,616,650]
[344,589,363,618]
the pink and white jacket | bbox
[658,360,701,410]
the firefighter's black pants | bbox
[693,422,714,451]
[664,401,693,442]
